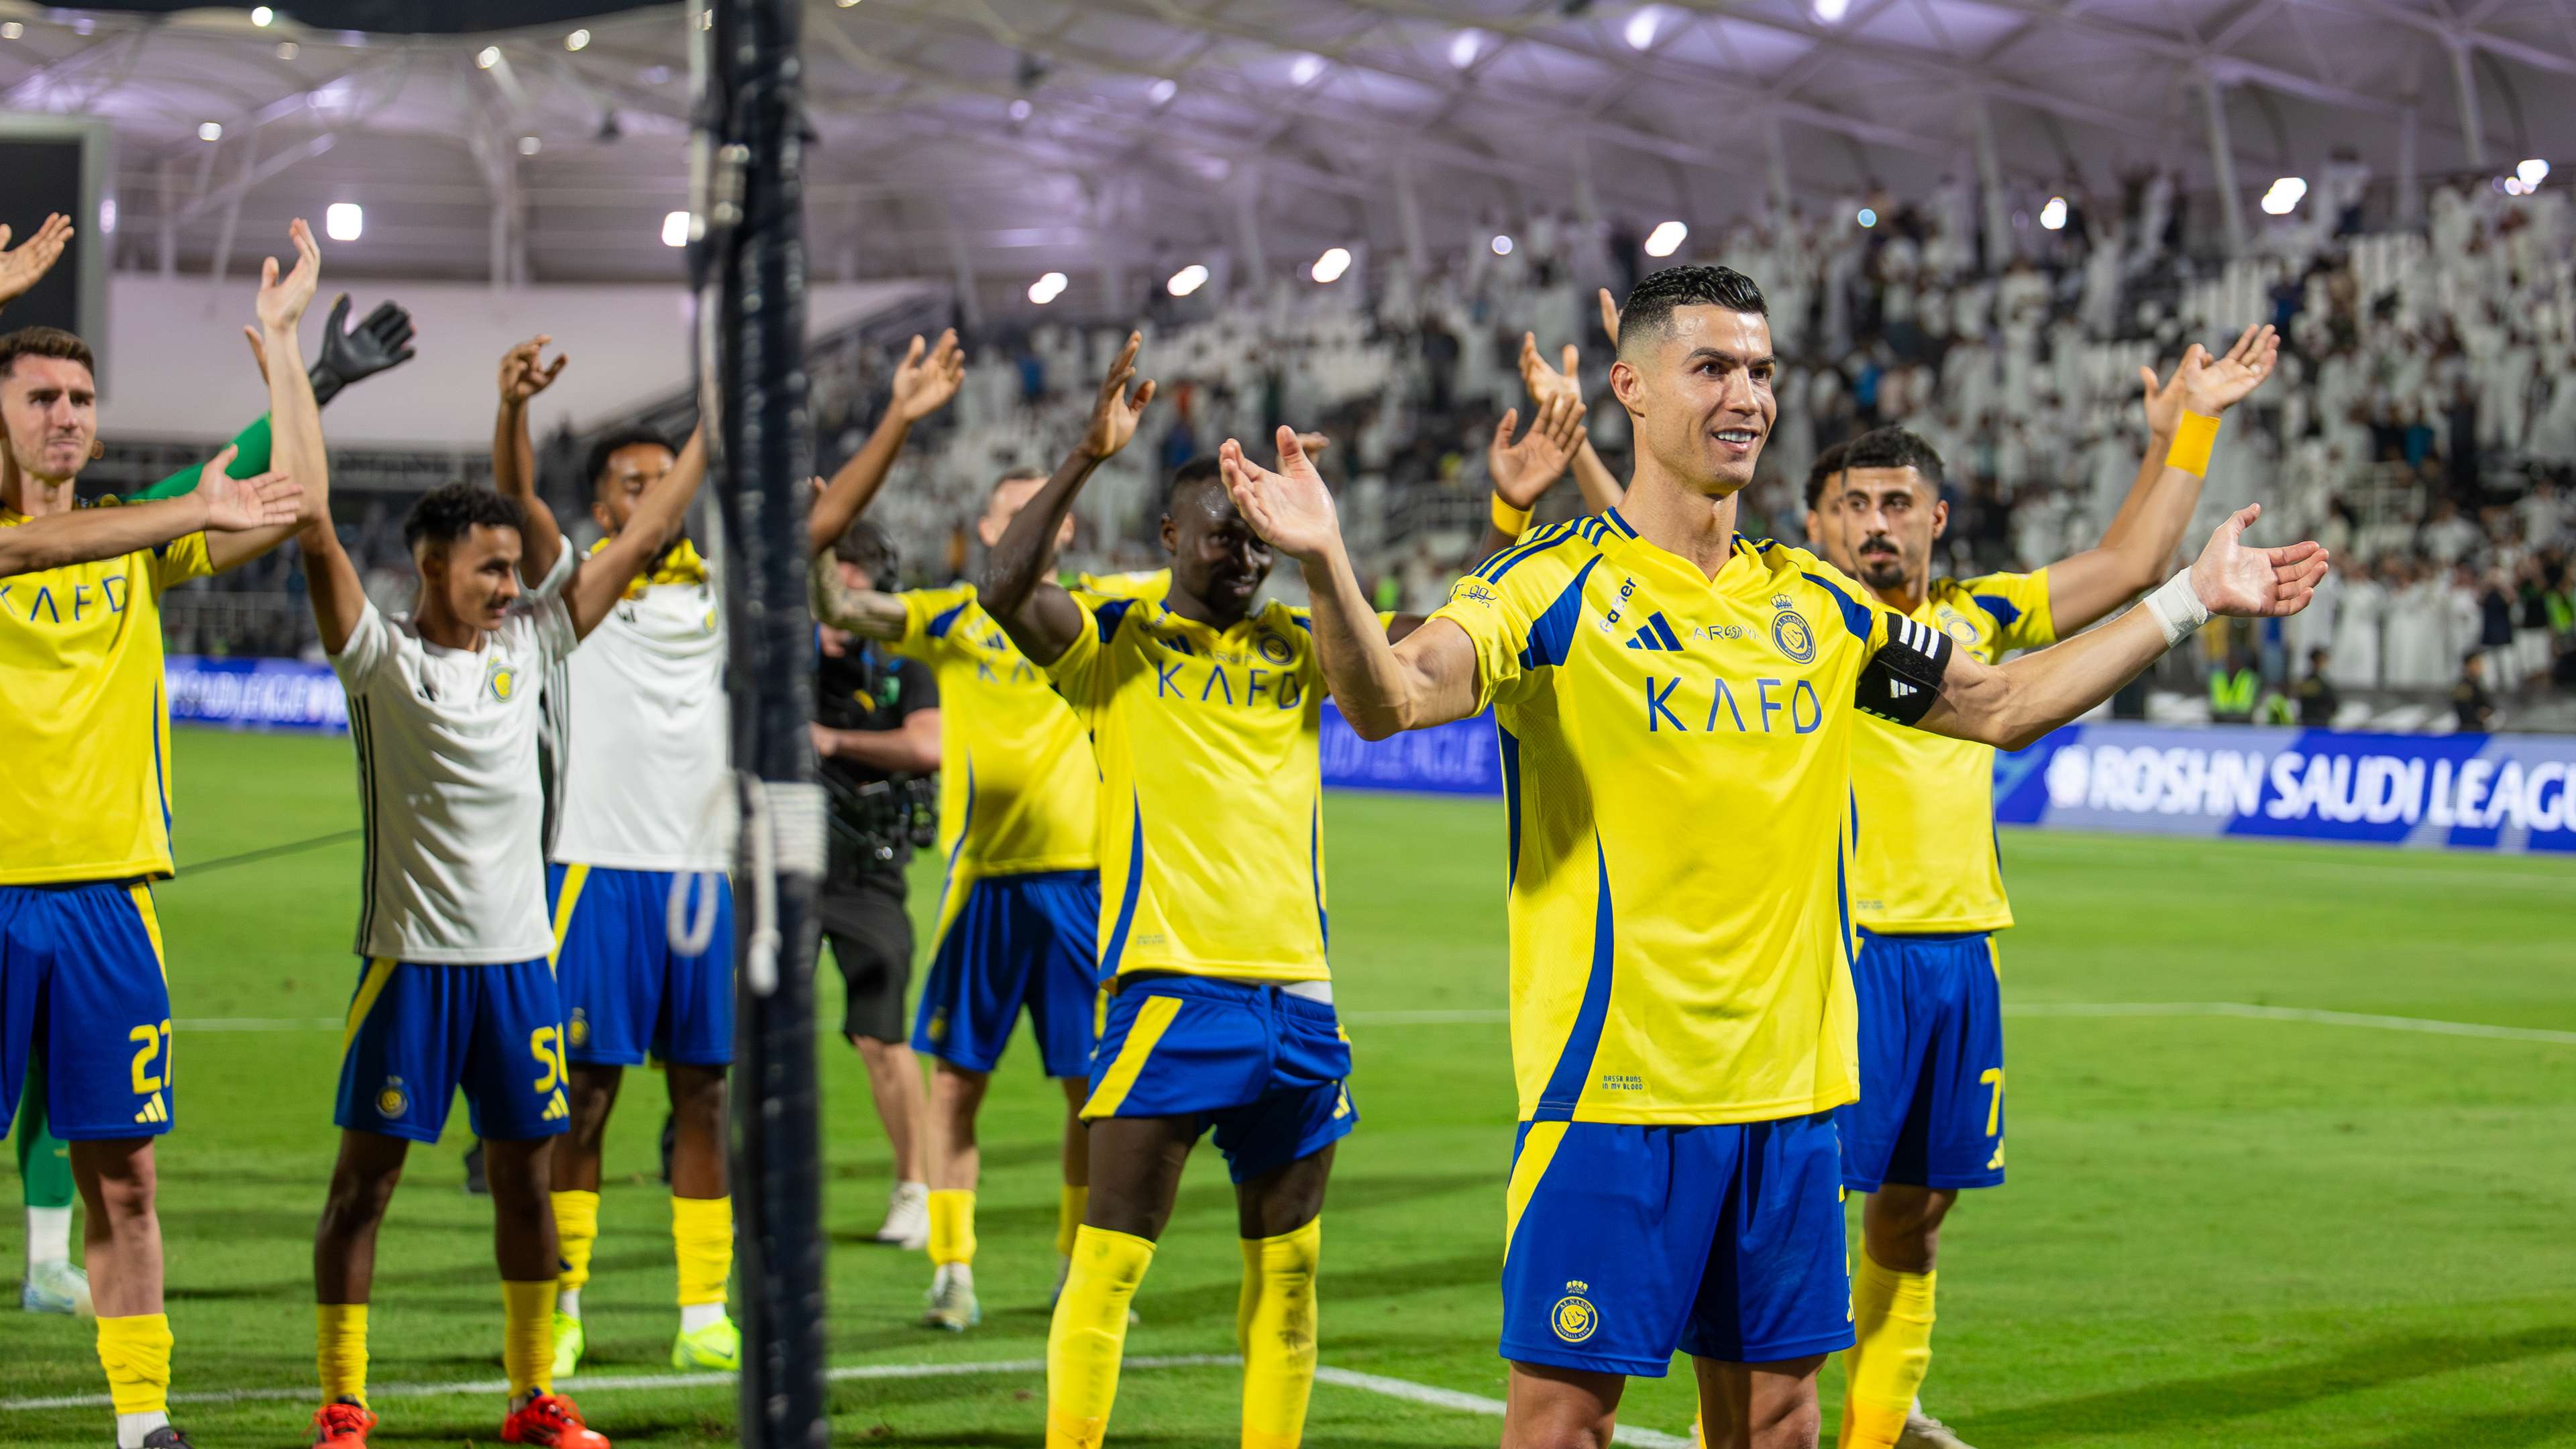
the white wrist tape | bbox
[2143,568,2208,649]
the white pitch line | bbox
[0,1354,1697,1443]
[2004,1000,2576,1045]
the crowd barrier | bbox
[168,660,2576,855]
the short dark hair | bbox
[830,518,898,580]
[0,326,95,382]
[1616,266,1768,356]
[985,466,1047,506]
[1165,454,1224,514]
[404,483,525,553]
[1803,441,1851,511]
[585,427,678,496]
[1840,427,1945,487]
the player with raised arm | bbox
[0,219,337,1449]
[299,333,710,1449]
[804,337,1119,1333]
[1806,330,2275,1449]
[1462,388,1591,564]
[1219,264,2322,1449]
[979,335,1413,1449]
[483,335,738,1378]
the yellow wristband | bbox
[1490,494,1533,537]
[2164,411,2220,478]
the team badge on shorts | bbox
[568,1008,590,1049]
[376,1077,409,1118]
[1551,1281,1599,1343]
[1770,595,1816,665]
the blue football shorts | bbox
[1082,973,1357,1184]
[0,881,178,1140]
[333,957,571,1144]
[1837,929,2006,1193]
[911,867,1100,1078]
[546,863,734,1068]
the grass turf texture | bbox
[3,724,2571,1448]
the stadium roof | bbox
[1,0,2566,296]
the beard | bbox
[1854,541,1910,590]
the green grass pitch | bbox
[5,725,2574,1447]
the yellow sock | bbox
[672,1195,733,1308]
[1839,1251,1936,1449]
[927,1189,977,1267]
[316,1303,370,1407]
[1057,1185,1087,1260]
[502,1279,557,1399]
[1237,1218,1322,1449]
[95,1313,174,1417]
[551,1189,600,1303]
[1046,1224,1154,1448]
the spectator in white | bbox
[2330,555,2386,690]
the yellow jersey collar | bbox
[588,535,708,600]
[1599,508,1760,594]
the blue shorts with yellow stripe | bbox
[1082,975,1356,1184]
[912,868,1100,1078]
[1500,1114,1851,1375]
[546,863,734,1068]
[1837,928,2006,1194]
[333,957,571,1144]
[0,881,176,1140]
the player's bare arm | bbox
[806,327,963,557]
[1221,426,1480,738]
[0,213,74,315]
[979,330,1153,665]
[566,426,707,639]
[1913,506,2327,750]
[810,707,941,776]
[808,544,908,641]
[2045,323,2279,631]
[1466,386,1588,563]
[492,334,570,583]
[0,458,300,576]
[208,220,327,574]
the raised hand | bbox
[892,327,966,422]
[199,466,304,533]
[1489,390,1588,508]
[1220,426,1340,564]
[2135,345,2198,439]
[1078,331,1156,462]
[1518,331,1583,407]
[0,213,74,309]
[2178,322,2279,417]
[319,297,418,391]
[2190,504,2329,618]
[1597,287,1622,347]
[256,219,322,333]
[500,334,569,405]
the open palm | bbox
[2190,504,2329,618]
[1080,331,1157,460]
[2180,323,2278,417]
[892,328,965,422]
[200,469,303,533]
[0,213,74,308]
[256,219,322,333]
[1490,392,1587,508]
[1220,427,1340,564]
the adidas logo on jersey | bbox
[133,1092,168,1126]
[1623,611,1685,652]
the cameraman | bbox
[812,520,943,1250]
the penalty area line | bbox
[0,1354,1694,1444]
[1346,1002,2576,1047]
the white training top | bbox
[329,589,576,965]
[541,547,731,872]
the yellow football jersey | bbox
[1046,592,1332,983]
[1072,568,1171,602]
[0,507,212,885]
[889,584,1098,918]
[1431,511,1937,1126]
[1847,570,2055,934]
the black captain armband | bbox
[1854,615,1954,726]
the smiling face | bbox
[1,353,98,487]
[417,523,525,635]
[1611,304,1777,498]
[1162,475,1271,624]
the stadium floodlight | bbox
[837,0,861,6]
[1450,30,1485,67]
[251,5,274,25]
[518,134,541,156]
[1857,207,1876,228]
[1491,233,1515,256]
[2039,196,2068,231]
[2259,176,2306,216]
[99,198,115,233]
[0,22,21,40]
[276,40,297,58]
[1811,0,1851,21]
[2504,177,2528,196]
[1167,264,1210,297]
[1624,5,1661,49]
[661,209,691,247]
[1149,77,1177,105]
[1289,54,1324,86]
[2518,158,2549,188]
[1008,98,1032,121]
[197,121,223,142]
[1311,246,1352,284]
[566,28,592,50]
[1029,270,1069,305]
[325,203,363,243]
[476,46,502,69]
[1644,219,1688,258]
